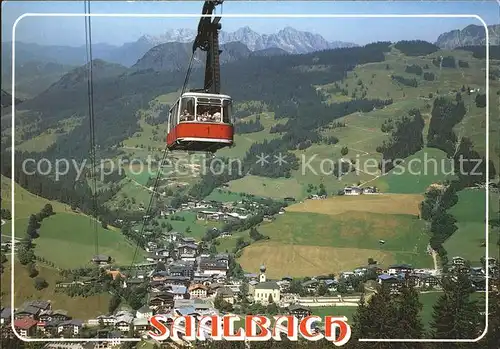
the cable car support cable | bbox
[84,0,99,258]
[126,145,170,274]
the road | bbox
[431,249,439,272]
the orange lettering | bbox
[171,315,196,341]
[149,315,170,341]
[272,315,298,341]
[299,316,323,341]
[246,315,271,341]
[198,315,222,340]
[324,316,351,346]
[223,315,245,340]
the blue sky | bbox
[1,1,499,46]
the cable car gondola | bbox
[166,0,234,153]
[167,92,234,152]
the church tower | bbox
[259,264,266,283]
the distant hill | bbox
[45,59,128,91]
[100,36,155,67]
[1,42,88,66]
[132,41,252,72]
[250,47,289,57]
[13,43,389,161]
[1,61,75,99]
[1,89,22,108]
[436,24,500,49]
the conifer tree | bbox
[351,286,400,349]
[395,283,425,349]
[430,273,482,347]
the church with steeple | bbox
[249,264,281,305]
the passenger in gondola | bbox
[196,111,204,122]
[180,109,189,122]
[213,111,221,122]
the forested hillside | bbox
[8,41,392,161]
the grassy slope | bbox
[444,189,499,263]
[218,112,287,159]
[1,174,76,236]
[371,147,456,193]
[15,116,83,153]
[1,175,146,268]
[228,175,304,200]
[234,194,433,278]
[310,291,475,331]
[223,48,498,200]
[34,213,145,268]
[1,258,110,319]
[152,212,223,240]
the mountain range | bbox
[143,26,357,54]
[2,26,357,69]
[4,23,498,71]
[3,23,499,99]
[435,24,500,49]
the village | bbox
[1,221,497,348]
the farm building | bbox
[343,186,362,195]
[362,186,377,194]
[14,317,38,337]
[196,210,248,222]
[288,305,312,320]
[91,255,111,265]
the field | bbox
[227,175,304,200]
[155,212,223,240]
[1,258,110,319]
[3,46,498,292]
[205,189,245,202]
[444,189,499,263]
[219,49,498,199]
[288,101,414,195]
[238,242,398,279]
[105,176,157,211]
[237,193,433,278]
[285,193,423,216]
[320,48,499,172]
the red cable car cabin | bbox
[166,92,234,152]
